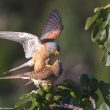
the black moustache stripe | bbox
[41,39,54,43]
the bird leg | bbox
[45,58,51,68]
[45,65,51,68]
[32,79,51,87]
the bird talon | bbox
[53,50,59,55]
[42,80,52,87]
[47,58,50,62]
[45,64,51,68]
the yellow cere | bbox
[45,64,51,68]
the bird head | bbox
[51,59,63,77]
[45,42,60,56]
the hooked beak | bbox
[53,50,59,55]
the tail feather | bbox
[3,59,34,74]
[0,75,30,80]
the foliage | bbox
[98,103,110,110]
[85,4,110,66]
[13,74,110,110]
[14,75,110,110]
[99,81,110,107]
[83,4,110,110]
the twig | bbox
[89,96,96,110]
[0,107,14,110]
[49,104,84,110]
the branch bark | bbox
[49,104,84,110]
[89,96,96,110]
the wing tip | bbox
[49,9,62,20]
[41,9,64,38]
[51,9,60,14]
[50,9,64,30]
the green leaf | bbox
[102,51,110,66]
[74,88,82,99]
[91,23,99,41]
[98,103,110,110]
[80,74,89,86]
[70,91,76,97]
[37,88,45,96]
[91,93,99,101]
[104,26,110,52]
[42,84,51,93]
[94,7,103,13]
[88,78,99,92]
[62,80,75,89]
[85,4,110,67]
[81,98,93,110]
[92,28,107,45]
[101,13,110,29]
[54,95,62,101]
[45,93,54,102]
[15,93,33,109]
[57,84,71,91]
[104,4,110,9]
[85,13,99,30]
[99,81,110,107]
[15,91,40,110]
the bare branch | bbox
[89,96,96,110]
[49,104,84,110]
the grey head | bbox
[44,42,60,55]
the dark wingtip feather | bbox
[41,9,64,37]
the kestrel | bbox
[0,59,63,86]
[0,9,64,74]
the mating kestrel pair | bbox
[0,9,64,85]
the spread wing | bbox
[41,9,64,40]
[0,31,41,58]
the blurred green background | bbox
[0,0,110,107]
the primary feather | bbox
[41,9,64,40]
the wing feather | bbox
[41,9,64,40]
[0,31,41,58]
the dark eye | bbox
[60,25,64,30]
[57,45,60,52]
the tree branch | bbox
[89,96,96,110]
[49,104,84,110]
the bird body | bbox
[32,44,50,71]
[0,60,62,86]
[0,9,64,75]
[40,29,62,41]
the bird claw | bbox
[53,50,59,55]
[33,79,42,86]
[33,79,52,87]
[45,64,51,68]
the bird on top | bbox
[0,9,64,74]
